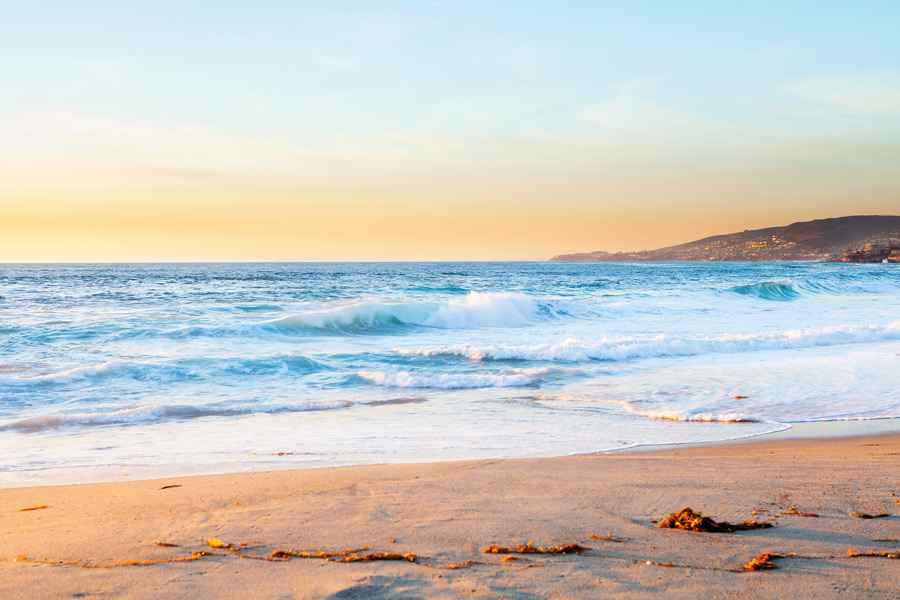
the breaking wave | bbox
[397,321,900,362]
[727,279,884,301]
[730,281,805,301]
[266,292,548,334]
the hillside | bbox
[549,215,900,262]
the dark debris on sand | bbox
[657,507,774,533]
[483,541,590,555]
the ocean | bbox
[2,262,898,487]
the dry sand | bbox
[2,432,899,599]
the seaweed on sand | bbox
[13,552,216,568]
[780,506,818,517]
[847,550,900,559]
[270,547,417,563]
[743,553,785,571]
[483,541,590,555]
[657,507,774,533]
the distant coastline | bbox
[550,215,900,262]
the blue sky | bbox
[1,1,898,260]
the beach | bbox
[3,263,899,598]
[3,428,898,599]
[6,1,899,597]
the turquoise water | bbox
[2,262,899,486]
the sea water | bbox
[1,262,898,487]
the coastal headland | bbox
[3,429,898,599]
[550,215,900,262]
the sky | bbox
[1,1,898,261]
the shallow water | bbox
[1,262,898,486]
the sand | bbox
[2,432,899,599]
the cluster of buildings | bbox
[698,235,804,261]
[840,239,900,263]
[661,235,819,261]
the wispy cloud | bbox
[0,108,202,141]
[0,107,491,184]
[573,75,900,173]
[0,108,266,178]
[785,73,900,115]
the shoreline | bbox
[3,426,899,598]
[617,416,900,454]
[4,417,898,491]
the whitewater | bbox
[1,262,898,487]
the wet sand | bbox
[2,431,899,599]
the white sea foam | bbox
[421,292,541,328]
[617,407,758,423]
[584,339,900,425]
[397,321,900,362]
[357,367,548,389]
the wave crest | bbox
[267,292,544,334]
[729,280,848,301]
